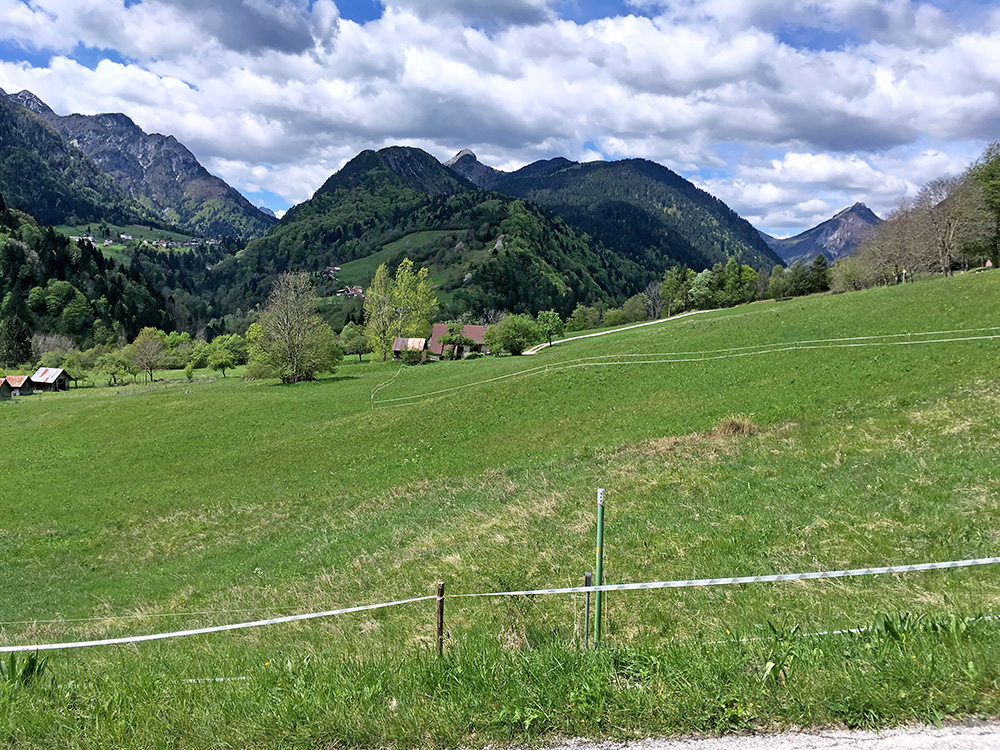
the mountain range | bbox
[1,85,888,340]
[446,150,781,273]
[0,88,276,240]
[239,145,786,318]
[0,91,147,228]
[761,203,882,266]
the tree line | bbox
[833,143,999,290]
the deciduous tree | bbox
[536,310,563,346]
[363,259,438,360]
[246,273,343,383]
[485,314,540,355]
[131,327,165,383]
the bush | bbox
[401,348,424,366]
[465,351,481,360]
[484,314,541,356]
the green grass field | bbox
[2,273,1000,747]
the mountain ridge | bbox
[443,149,782,272]
[1,89,277,240]
[762,203,882,265]
[0,92,151,227]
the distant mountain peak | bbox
[445,148,477,166]
[5,89,55,118]
[764,203,882,265]
[1,90,276,239]
[442,149,507,190]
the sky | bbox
[0,0,998,236]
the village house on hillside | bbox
[427,324,488,359]
[30,367,72,392]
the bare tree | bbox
[913,175,992,276]
[644,281,664,320]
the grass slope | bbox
[2,273,1000,747]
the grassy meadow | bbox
[2,272,1000,747]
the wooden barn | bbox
[392,337,427,361]
[30,367,72,392]
[3,375,33,396]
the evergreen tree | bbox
[0,315,32,366]
[809,253,830,293]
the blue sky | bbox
[1,0,998,234]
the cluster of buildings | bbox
[392,324,489,361]
[0,367,72,400]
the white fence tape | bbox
[0,595,433,654]
[449,556,1000,598]
[373,327,1000,408]
[3,556,999,654]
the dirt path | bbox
[545,722,1000,750]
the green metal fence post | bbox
[594,488,605,647]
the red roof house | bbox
[3,375,33,396]
[427,324,488,358]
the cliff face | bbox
[3,89,277,239]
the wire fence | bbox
[371,326,1000,408]
[3,554,998,654]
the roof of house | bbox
[31,367,68,384]
[427,323,487,355]
[4,375,29,388]
[392,337,426,352]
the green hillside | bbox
[236,147,639,317]
[474,155,782,272]
[2,273,999,746]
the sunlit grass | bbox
[1,272,999,746]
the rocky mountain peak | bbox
[5,89,55,117]
[442,148,506,190]
[765,203,882,265]
[445,148,477,166]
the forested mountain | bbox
[0,92,150,227]
[238,146,639,317]
[3,89,277,241]
[761,203,883,265]
[0,195,172,359]
[445,151,782,272]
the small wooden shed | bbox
[0,379,11,401]
[4,375,33,396]
[30,367,72,392]
[392,337,427,361]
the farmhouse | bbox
[30,367,72,392]
[392,337,427,361]
[3,375,33,396]
[427,324,488,359]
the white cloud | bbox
[0,0,997,233]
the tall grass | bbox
[1,273,999,746]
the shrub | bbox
[401,348,424,366]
